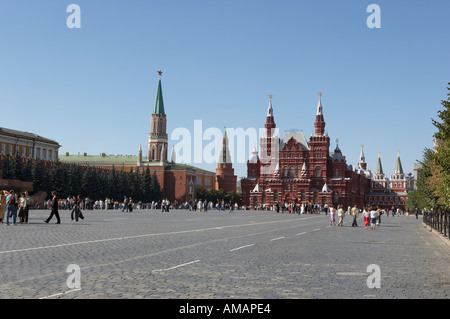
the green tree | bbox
[32,158,45,192]
[10,152,23,180]
[81,166,95,198]
[22,158,33,182]
[1,154,12,179]
[67,164,82,196]
[431,83,450,209]
[127,168,137,201]
[150,171,162,202]
[141,167,152,203]
[107,166,121,201]
[49,160,67,198]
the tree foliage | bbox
[195,185,242,206]
[431,83,450,209]
[410,83,450,211]
[0,156,162,202]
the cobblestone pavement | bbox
[0,208,449,299]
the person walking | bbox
[128,197,133,212]
[44,191,61,224]
[337,204,345,227]
[71,195,85,222]
[0,190,6,224]
[329,205,336,226]
[369,206,378,230]
[362,206,370,229]
[377,207,382,225]
[23,191,31,223]
[5,190,18,226]
[351,205,358,227]
[122,196,128,212]
[18,192,27,223]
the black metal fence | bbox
[423,211,450,238]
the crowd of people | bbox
[249,202,329,214]
[0,190,33,225]
[1,188,421,227]
[327,204,420,229]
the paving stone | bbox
[0,209,449,299]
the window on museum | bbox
[22,147,26,157]
[289,167,295,177]
[315,166,321,177]
[8,145,12,155]
[1,144,5,154]
[283,167,287,177]
[297,166,301,177]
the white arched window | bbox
[315,166,321,177]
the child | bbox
[329,205,336,226]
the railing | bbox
[423,211,450,238]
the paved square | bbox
[0,209,449,299]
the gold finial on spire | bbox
[318,92,322,98]
[397,151,400,157]
[361,144,364,150]
[268,94,272,100]
[336,138,339,144]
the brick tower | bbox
[215,127,237,192]
[148,70,168,164]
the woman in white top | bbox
[369,206,379,229]
[362,207,370,229]
[329,205,336,226]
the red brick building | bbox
[241,93,372,209]
[365,152,412,211]
[215,128,237,193]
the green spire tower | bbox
[148,70,168,164]
[153,70,165,115]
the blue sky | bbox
[1,0,449,178]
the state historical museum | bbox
[241,93,373,209]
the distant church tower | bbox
[215,127,237,193]
[309,92,330,178]
[372,152,388,192]
[390,152,407,193]
[148,70,168,164]
[358,145,367,170]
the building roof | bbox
[153,77,165,115]
[376,153,384,175]
[0,127,60,146]
[58,154,214,173]
[218,128,232,164]
[394,153,404,175]
[267,94,273,117]
[280,132,310,151]
[59,154,139,163]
